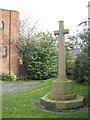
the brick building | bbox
[0,9,19,76]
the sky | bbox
[0,0,89,34]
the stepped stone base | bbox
[40,77,84,110]
[48,92,76,100]
[40,94,84,110]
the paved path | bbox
[1,81,40,95]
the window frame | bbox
[2,46,7,57]
[0,21,4,30]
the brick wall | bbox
[0,9,19,76]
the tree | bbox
[72,52,88,84]
[20,31,58,80]
[66,29,88,51]
[19,17,59,80]
[65,50,74,76]
[66,29,88,80]
[19,17,39,60]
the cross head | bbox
[54,21,69,36]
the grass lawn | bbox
[2,78,88,118]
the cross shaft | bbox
[54,21,69,80]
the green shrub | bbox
[2,73,17,81]
[17,75,30,81]
[10,73,17,81]
[25,41,58,80]
[81,87,88,107]
[20,32,58,80]
[2,73,12,81]
[66,51,75,76]
[72,52,88,84]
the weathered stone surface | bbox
[48,80,76,100]
[39,21,84,111]
[40,95,84,110]
[51,80,73,94]
[48,92,76,100]
[57,75,67,81]
[54,21,69,77]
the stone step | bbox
[40,94,84,110]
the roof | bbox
[0,8,19,13]
[70,49,81,57]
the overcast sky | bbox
[0,0,89,34]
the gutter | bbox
[9,10,11,75]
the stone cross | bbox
[54,21,69,80]
[40,21,84,110]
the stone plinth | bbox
[40,95,84,110]
[48,80,76,100]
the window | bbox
[0,21,4,30]
[2,47,7,57]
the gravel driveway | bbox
[1,81,40,95]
